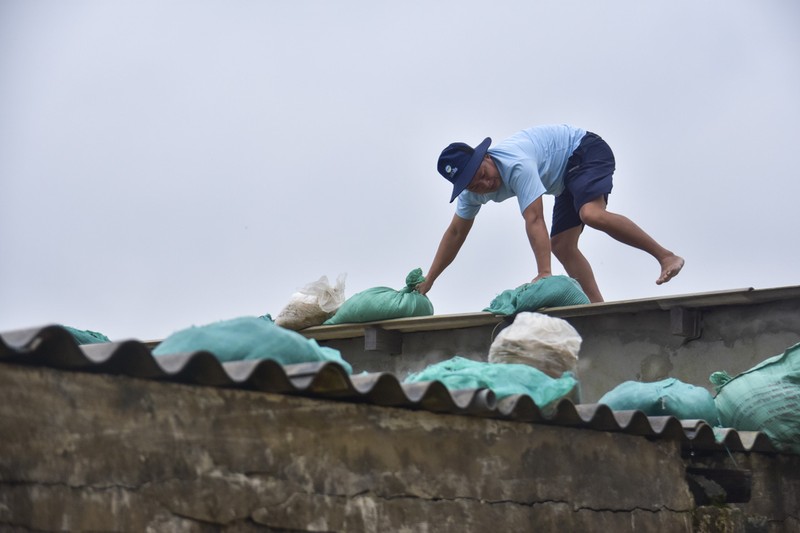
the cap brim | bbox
[449,137,492,203]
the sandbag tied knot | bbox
[709,371,733,393]
[403,268,427,293]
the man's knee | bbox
[579,202,607,228]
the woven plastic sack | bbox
[710,342,800,454]
[323,268,433,325]
[484,275,590,315]
[63,326,111,345]
[598,378,719,424]
[488,312,581,378]
[404,356,580,413]
[275,274,346,330]
[152,315,352,373]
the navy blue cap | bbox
[437,137,492,203]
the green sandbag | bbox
[403,356,580,412]
[598,378,719,424]
[152,315,352,373]
[323,268,433,325]
[484,275,590,315]
[710,342,800,454]
[63,326,111,345]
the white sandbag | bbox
[488,312,582,378]
[274,274,346,330]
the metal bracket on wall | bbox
[364,326,403,355]
[670,307,702,340]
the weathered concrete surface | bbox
[568,298,800,402]
[690,452,800,533]
[322,298,800,402]
[0,363,697,532]
[323,324,500,382]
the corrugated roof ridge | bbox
[0,324,780,455]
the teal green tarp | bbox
[63,326,111,345]
[484,275,590,315]
[403,356,580,413]
[710,342,800,454]
[598,378,719,424]
[324,268,433,325]
[153,315,352,374]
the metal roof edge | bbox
[300,312,504,340]
[300,284,800,340]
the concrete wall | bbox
[569,298,800,402]
[690,452,800,532]
[2,361,800,531]
[319,297,800,403]
[321,323,500,381]
[0,363,694,532]
[4,289,800,531]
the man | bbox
[415,124,684,303]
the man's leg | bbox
[551,225,604,303]
[579,197,684,285]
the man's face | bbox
[466,156,502,194]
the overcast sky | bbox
[1,1,799,341]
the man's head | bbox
[466,156,502,195]
[437,137,493,202]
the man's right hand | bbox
[415,278,433,295]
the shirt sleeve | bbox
[508,160,546,214]
[455,194,482,220]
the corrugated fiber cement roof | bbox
[0,324,778,455]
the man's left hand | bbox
[530,272,552,285]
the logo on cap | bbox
[445,165,458,179]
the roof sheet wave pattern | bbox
[0,324,777,455]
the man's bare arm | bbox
[522,197,552,282]
[416,214,474,295]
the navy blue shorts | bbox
[551,132,615,237]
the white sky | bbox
[1,1,799,341]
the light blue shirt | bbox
[455,124,587,219]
